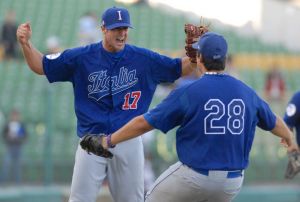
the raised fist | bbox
[16,22,32,45]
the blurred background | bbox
[0,0,300,201]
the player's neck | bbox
[205,70,225,75]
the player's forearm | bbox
[111,115,154,145]
[20,41,44,75]
[181,56,197,76]
[271,115,293,146]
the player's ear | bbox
[199,54,204,63]
[101,25,106,33]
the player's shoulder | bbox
[173,79,199,95]
[287,91,300,107]
[202,74,258,97]
[125,44,167,59]
[228,75,256,92]
[72,42,100,55]
[126,44,152,55]
[60,42,101,60]
[291,91,300,101]
[285,92,300,119]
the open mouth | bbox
[116,38,125,44]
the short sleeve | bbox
[256,97,276,131]
[144,86,188,133]
[148,51,182,84]
[43,48,80,82]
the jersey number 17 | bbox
[122,91,141,110]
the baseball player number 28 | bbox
[122,91,141,110]
[204,99,245,135]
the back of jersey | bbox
[176,73,275,171]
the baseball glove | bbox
[184,23,209,63]
[80,134,113,158]
[285,151,300,179]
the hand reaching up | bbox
[16,22,32,46]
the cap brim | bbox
[192,41,199,50]
[106,23,133,30]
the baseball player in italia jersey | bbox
[100,32,297,202]
[16,6,197,202]
[284,91,300,146]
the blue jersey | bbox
[43,42,181,137]
[144,73,276,171]
[284,91,300,145]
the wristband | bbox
[106,134,116,148]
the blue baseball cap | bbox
[101,7,133,30]
[192,32,228,61]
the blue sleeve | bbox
[284,92,300,128]
[43,48,80,82]
[144,86,187,133]
[256,97,276,131]
[148,50,182,84]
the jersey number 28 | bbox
[204,99,245,135]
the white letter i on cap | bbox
[117,11,122,20]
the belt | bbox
[197,169,243,178]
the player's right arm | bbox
[16,22,44,75]
[106,86,186,148]
[109,115,154,147]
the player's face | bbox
[102,26,129,52]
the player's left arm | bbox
[271,115,298,152]
[181,56,197,76]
